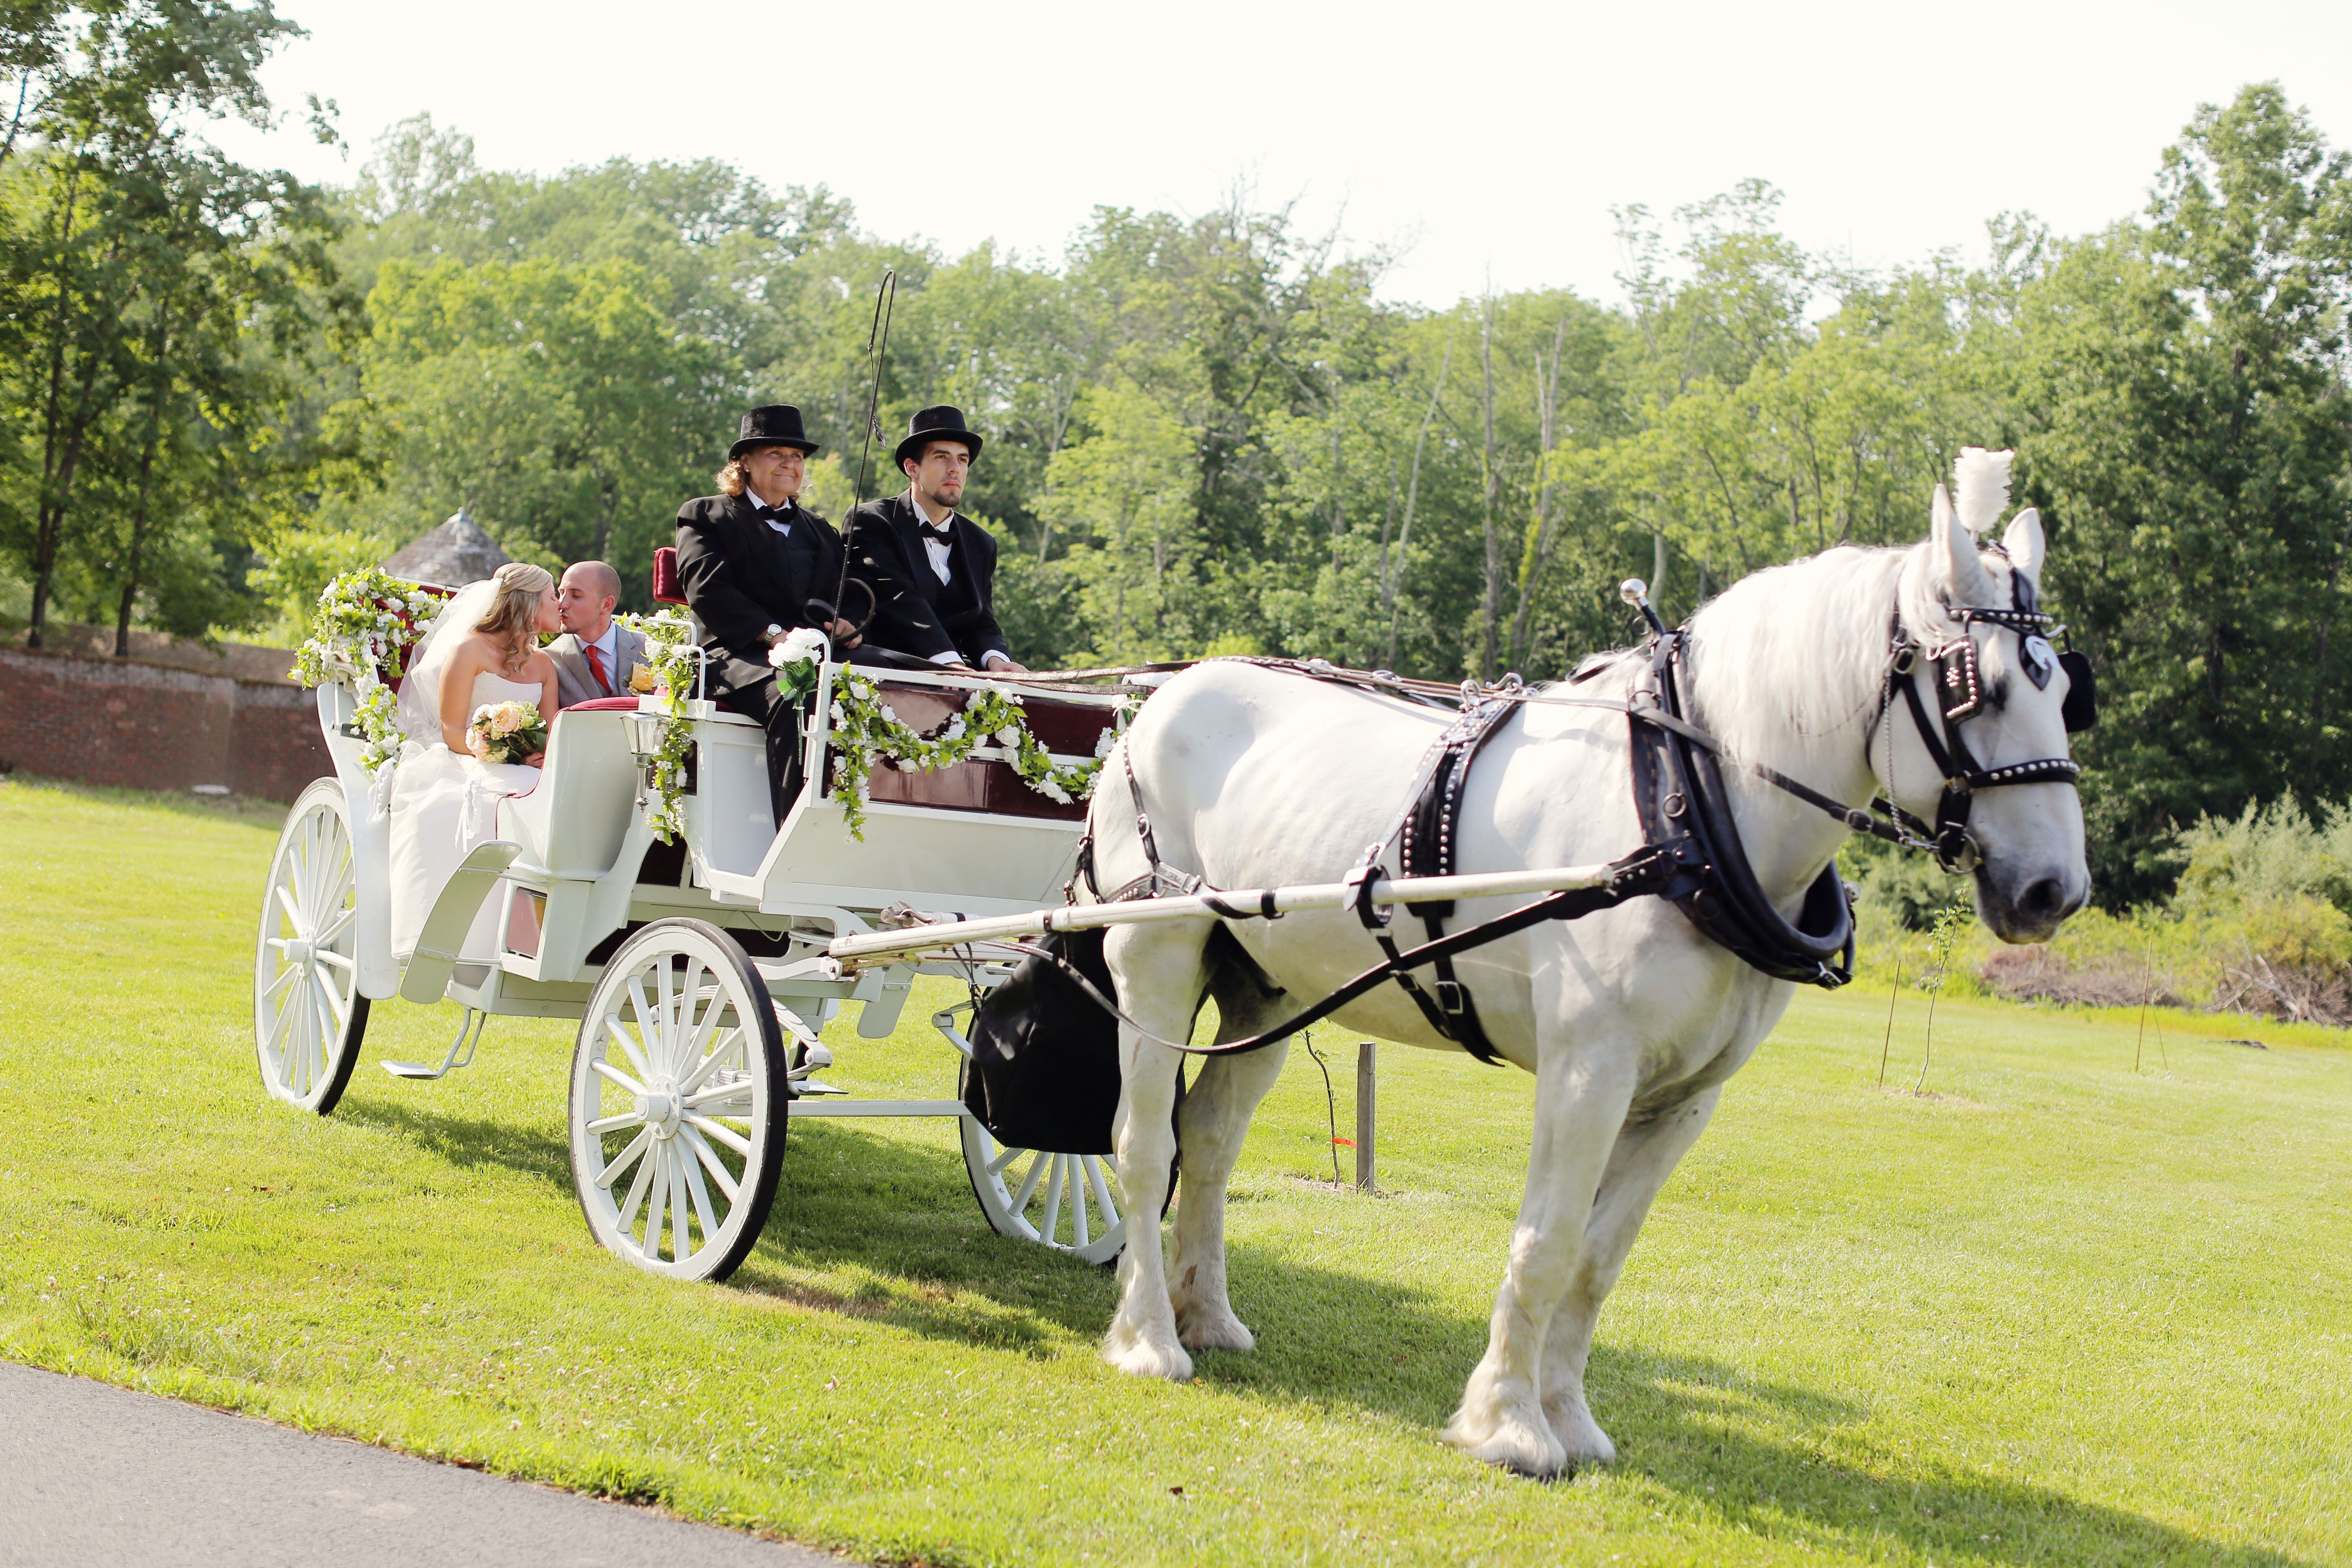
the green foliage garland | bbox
[619,610,700,842]
[826,671,1122,841]
[290,568,444,775]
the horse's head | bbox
[1889,454,2091,943]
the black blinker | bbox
[2058,650,2096,732]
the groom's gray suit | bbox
[546,623,649,708]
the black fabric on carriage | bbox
[962,928,1199,1157]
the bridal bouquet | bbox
[466,699,548,764]
[768,625,831,699]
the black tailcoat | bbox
[843,493,1010,666]
[673,492,845,699]
[674,491,846,823]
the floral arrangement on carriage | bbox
[290,568,452,777]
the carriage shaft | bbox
[823,861,1617,968]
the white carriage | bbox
[253,614,1142,1281]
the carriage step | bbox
[788,1042,833,1080]
[381,1008,487,1080]
[794,1077,847,1096]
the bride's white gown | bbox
[387,669,544,965]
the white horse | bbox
[1085,462,2089,1478]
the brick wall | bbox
[0,629,334,802]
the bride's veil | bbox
[395,579,499,747]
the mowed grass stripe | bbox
[0,773,2344,1566]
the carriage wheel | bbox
[569,919,786,1282]
[959,1117,1144,1267]
[254,778,370,1114]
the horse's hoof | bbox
[1103,1322,1194,1381]
[1445,1405,1568,1479]
[1544,1401,1617,1468]
[1177,1309,1255,1354]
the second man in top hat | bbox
[843,405,1028,673]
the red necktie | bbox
[583,643,612,695]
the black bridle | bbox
[1875,580,2097,875]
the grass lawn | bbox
[2,772,2348,1567]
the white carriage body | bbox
[266,659,1137,1275]
[316,662,1115,1022]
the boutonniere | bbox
[628,662,657,695]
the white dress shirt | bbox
[579,619,622,694]
[747,486,792,536]
[909,491,1011,668]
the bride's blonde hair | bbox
[472,562,555,675]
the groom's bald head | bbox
[558,561,621,641]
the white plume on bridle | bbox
[1951,446,2015,537]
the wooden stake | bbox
[1355,1042,1377,1193]
[1878,962,1902,1089]
[2135,939,2153,1073]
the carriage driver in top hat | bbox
[844,405,1029,673]
[673,404,863,822]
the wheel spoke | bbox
[626,974,662,1065]
[616,1143,657,1248]
[1042,1155,1067,1244]
[595,1126,651,1189]
[260,962,299,1002]
[667,1147,692,1260]
[682,1142,721,1249]
[666,961,701,1074]
[313,948,354,972]
[265,979,296,1061]
[1072,1158,1091,1248]
[986,1141,1025,1177]
[1084,1154,1119,1227]
[683,1113,751,1158]
[681,1073,755,1111]
[591,1056,647,1098]
[1010,1149,1050,1211]
[586,1111,646,1136]
[602,1013,654,1085]
[315,906,357,949]
[677,1026,743,1095]
[313,973,350,1033]
[681,973,726,1069]
[274,882,307,936]
[682,1125,741,1205]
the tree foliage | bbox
[5,65,2350,909]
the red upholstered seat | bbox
[651,546,685,605]
[566,696,642,712]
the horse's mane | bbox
[1678,539,2019,782]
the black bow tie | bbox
[754,502,791,524]
[918,518,953,543]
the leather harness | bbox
[1058,585,2093,1060]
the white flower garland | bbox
[826,670,1125,840]
[618,609,700,842]
[290,568,445,775]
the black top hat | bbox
[730,404,821,460]
[895,405,984,468]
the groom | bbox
[547,561,648,706]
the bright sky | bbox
[210,0,2352,309]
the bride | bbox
[388,562,564,966]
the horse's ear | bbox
[1933,483,1996,604]
[2003,507,2046,592]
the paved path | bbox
[0,1362,841,1567]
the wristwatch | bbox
[762,623,784,644]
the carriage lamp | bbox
[624,710,667,759]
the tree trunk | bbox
[1508,318,1568,671]
[1478,298,1501,682]
[1385,330,1453,670]
[116,310,174,657]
